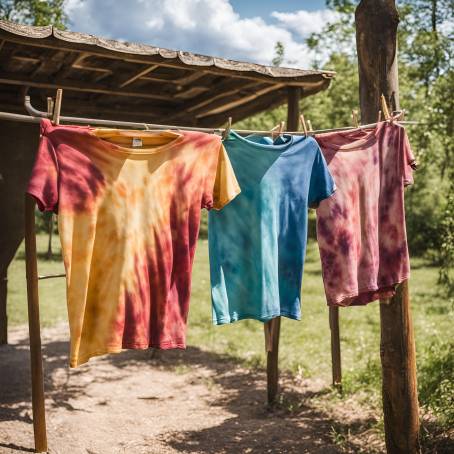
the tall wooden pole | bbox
[264,86,301,405]
[356,2,420,453]
[329,307,342,389]
[0,270,6,344]
[24,195,48,452]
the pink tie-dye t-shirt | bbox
[27,119,240,366]
[315,122,416,306]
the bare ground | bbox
[0,324,384,454]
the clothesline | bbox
[0,95,421,137]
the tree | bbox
[272,41,285,67]
[0,0,68,29]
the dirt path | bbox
[0,324,381,454]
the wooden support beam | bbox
[356,1,420,452]
[117,64,160,88]
[329,307,342,389]
[0,269,6,345]
[197,88,287,127]
[264,317,281,405]
[286,86,300,130]
[24,195,47,453]
[0,72,180,101]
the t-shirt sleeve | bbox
[308,146,336,208]
[210,143,241,210]
[27,124,59,212]
[401,128,416,186]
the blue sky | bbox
[231,1,327,17]
[65,0,339,68]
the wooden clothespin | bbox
[351,109,359,128]
[300,114,308,136]
[380,94,391,121]
[307,119,313,133]
[46,97,54,119]
[271,120,285,140]
[377,110,382,123]
[222,117,232,140]
[52,89,63,125]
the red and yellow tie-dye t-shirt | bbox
[315,122,415,307]
[27,119,240,367]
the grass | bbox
[7,232,453,440]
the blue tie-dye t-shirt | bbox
[208,130,335,324]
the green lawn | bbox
[7,232,453,433]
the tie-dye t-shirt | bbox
[209,131,335,324]
[27,119,240,367]
[315,122,415,306]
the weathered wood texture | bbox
[356,0,400,122]
[0,121,40,345]
[356,2,420,453]
[0,19,334,127]
[379,282,420,453]
[265,317,281,404]
[24,195,47,452]
[329,307,342,388]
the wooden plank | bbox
[24,195,47,452]
[264,317,281,404]
[356,1,420,452]
[197,88,287,127]
[117,64,159,88]
[0,73,180,101]
[329,307,342,389]
[197,83,284,119]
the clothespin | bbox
[46,97,54,119]
[351,109,359,128]
[300,114,308,136]
[278,120,285,137]
[271,120,285,140]
[377,110,382,123]
[52,89,63,125]
[380,94,391,121]
[307,119,313,132]
[222,116,232,140]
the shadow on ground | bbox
[2,326,450,453]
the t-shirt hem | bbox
[70,340,187,368]
[326,275,410,307]
[213,310,300,325]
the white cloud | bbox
[64,0,324,68]
[271,9,341,38]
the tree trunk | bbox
[356,1,420,453]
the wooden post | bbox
[24,195,48,453]
[356,2,420,453]
[329,307,342,389]
[264,317,281,405]
[286,86,301,131]
[0,269,6,344]
[264,86,301,405]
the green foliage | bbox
[418,339,454,427]
[0,0,68,29]
[272,41,285,67]
[438,185,454,296]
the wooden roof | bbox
[0,20,335,127]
